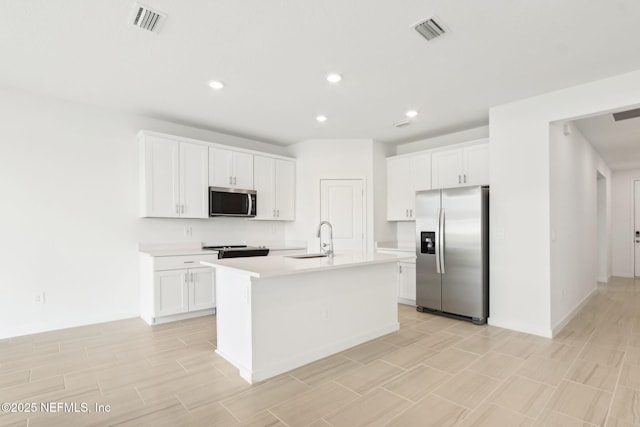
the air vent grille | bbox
[130,3,165,33]
[613,108,640,122]
[414,18,446,41]
[394,119,411,128]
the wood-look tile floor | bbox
[2,277,640,426]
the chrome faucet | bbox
[316,221,334,258]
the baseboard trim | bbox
[143,308,216,325]
[551,287,596,337]
[487,317,552,338]
[219,322,400,384]
[0,311,140,340]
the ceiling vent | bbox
[612,107,640,122]
[130,3,165,33]
[394,119,411,128]
[414,17,446,42]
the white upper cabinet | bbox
[209,147,254,190]
[432,141,489,189]
[180,143,209,218]
[140,135,208,218]
[463,143,490,186]
[254,156,295,220]
[387,153,431,221]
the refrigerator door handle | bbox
[435,208,441,274]
[440,208,445,274]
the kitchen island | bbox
[202,252,414,383]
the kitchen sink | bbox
[285,253,328,259]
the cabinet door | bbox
[188,268,215,311]
[209,147,234,187]
[387,157,412,221]
[155,270,189,317]
[180,142,209,218]
[409,153,431,219]
[274,159,295,220]
[142,136,180,218]
[253,156,276,219]
[463,143,489,186]
[399,262,416,302]
[233,152,254,190]
[432,149,463,189]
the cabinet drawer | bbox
[154,254,219,271]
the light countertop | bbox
[140,248,218,257]
[201,252,415,278]
[375,241,415,253]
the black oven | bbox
[209,187,256,217]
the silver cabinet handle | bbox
[409,209,413,217]
[229,176,233,185]
[458,175,461,184]
[464,174,467,183]
[277,209,280,217]
[405,209,409,217]
[399,265,402,274]
[273,209,276,217]
[181,204,185,214]
[190,272,194,283]
[184,273,188,284]
[176,204,179,214]
[233,176,237,185]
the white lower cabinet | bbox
[398,262,416,303]
[141,253,217,324]
[376,249,416,305]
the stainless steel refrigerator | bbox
[415,186,489,324]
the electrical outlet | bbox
[33,292,45,305]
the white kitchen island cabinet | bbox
[202,252,413,383]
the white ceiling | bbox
[574,111,640,171]
[2,0,640,146]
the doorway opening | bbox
[319,179,366,254]
[634,179,640,277]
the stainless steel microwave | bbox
[209,187,256,217]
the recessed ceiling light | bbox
[326,73,342,83]
[406,110,418,118]
[208,80,225,90]
[316,115,328,123]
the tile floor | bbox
[1,277,640,426]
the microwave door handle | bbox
[247,194,253,216]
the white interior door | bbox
[634,180,640,277]
[320,179,365,254]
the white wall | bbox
[490,68,640,337]
[549,122,611,332]
[611,168,640,277]
[284,139,379,252]
[0,87,287,339]
[372,141,397,244]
